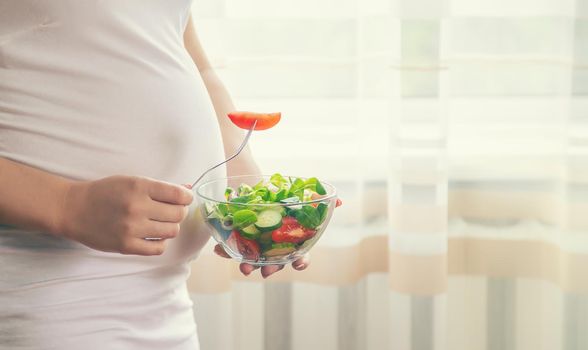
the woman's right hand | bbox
[58,175,193,256]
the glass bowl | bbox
[195,175,337,266]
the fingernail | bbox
[214,245,231,258]
[293,262,306,270]
[263,265,284,278]
[239,264,251,276]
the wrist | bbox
[226,148,261,177]
[226,160,261,177]
[51,179,84,239]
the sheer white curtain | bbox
[188,0,588,349]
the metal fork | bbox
[191,120,257,188]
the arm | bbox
[183,15,260,177]
[0,157,71,234]
[0,157,192,255]
[183,15,310,276]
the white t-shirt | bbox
[0,1,226,349]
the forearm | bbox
[199,68,261,176]
[183,14,260,177]
[199,68,240,152]
[0,157,71,235]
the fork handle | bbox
[191,121,257,188]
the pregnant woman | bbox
[0,1,307,349]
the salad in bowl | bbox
[195,173,338,266]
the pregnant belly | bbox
[0,66,225,184]
[0,67,225,266]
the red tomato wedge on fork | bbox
[227,112,281,130]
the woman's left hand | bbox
[213,244,310,278]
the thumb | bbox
[213,244,231,259]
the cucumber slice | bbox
[240,225,261,240]
[254,210,283,232]
[263,243,296,257]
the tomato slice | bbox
[227,230,261,261]
[227,111,281,130]
[271,216,316,244]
